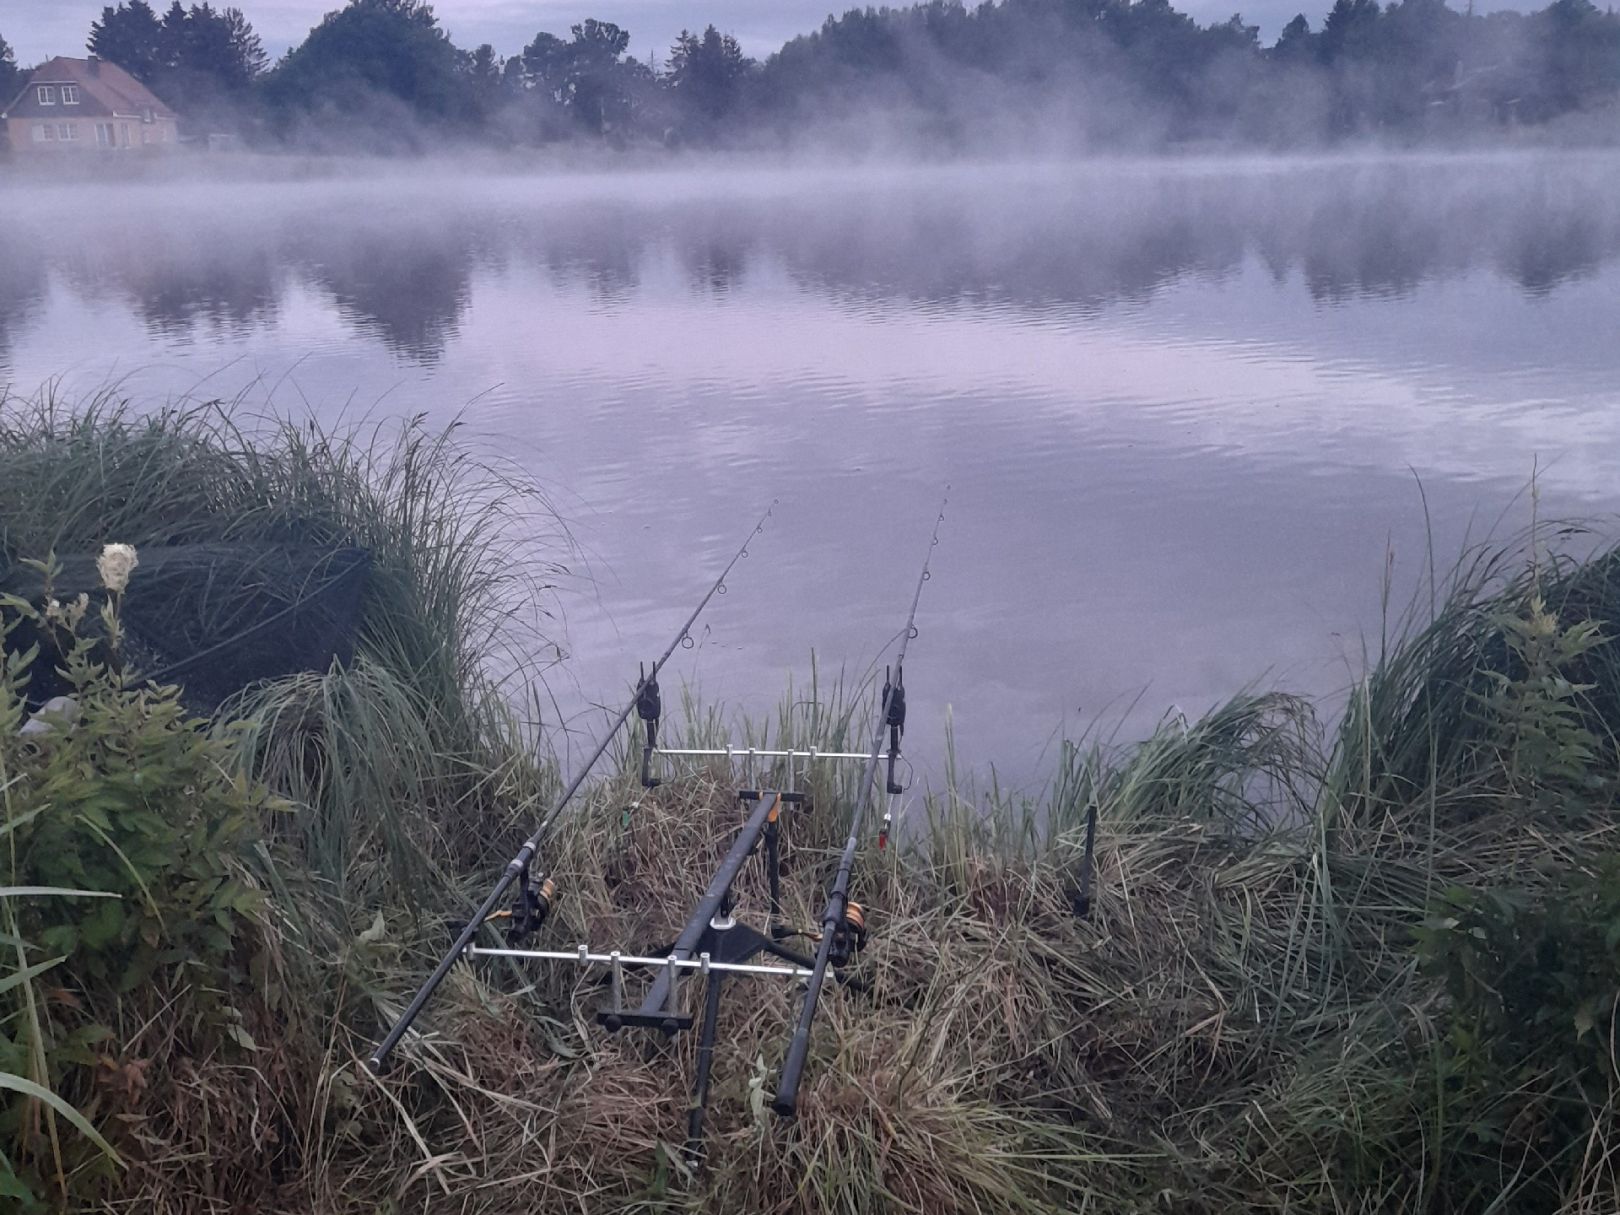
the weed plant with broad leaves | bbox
[0,551,289,1211]
[1415,590,1620,1214]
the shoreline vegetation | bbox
[2,0,1619,163]
[3,391,1620,1212]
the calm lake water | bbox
[3,153,1618,788]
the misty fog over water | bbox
[2,152,1617,786]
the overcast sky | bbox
[7,0,1535,71]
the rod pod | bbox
[368,498,777,1072]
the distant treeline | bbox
[3,0,1619,151]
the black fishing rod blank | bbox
[367,498,777,1073]
[772,493,947,1118]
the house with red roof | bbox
[2,56,179,154]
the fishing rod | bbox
[368,498,777,1072]
[772,491,947,1117]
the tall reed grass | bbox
[0,387,565,884]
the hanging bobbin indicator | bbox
[877,661,909,847]
[883,668,907,797]
[637,662,663,789]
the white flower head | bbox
[97,543,139,593]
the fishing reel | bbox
[829,901,868,966]
[507,871,556,944]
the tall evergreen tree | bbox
[0,33,20,106]
[180,4,267,90]
[160,0,189,70]
[465,43,502,91]
[460,42,504,121]
[669,26,754,131]
[88,0,166,80]
[1318,0,1383,63]
[1272,13,1317,58]
[223,7,269,84]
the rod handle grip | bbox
[772,1027,812,1117]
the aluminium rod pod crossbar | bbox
[655,747,875,762]
[468,946,813,979]
[367,498,778,1072]
[643,744,876,789]
[772,492,948,1118]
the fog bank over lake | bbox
[2,152,1617,787]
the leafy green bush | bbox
[0,555,286,1209]
[1472,592,1611,814]
[1413,591,1620,1212]
[1417,863,1620,1212]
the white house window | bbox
[37,86,56,105]
[61,85,79,105]
[96,123,115,146]
[32,123,48,142]
[61,123,78,141]
[40,124,56,141]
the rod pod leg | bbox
[684,968,725,1170]
[764,812,784,935]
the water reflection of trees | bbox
[292,223,482,365]
[1495,208,1609,295]
[684,163,1620,312]
[517,208,645,304]
[59,231,282,338]
[0,233,47,374]
[677,217,755,295]
[11,210,485,366]
[5,161,1619,365]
